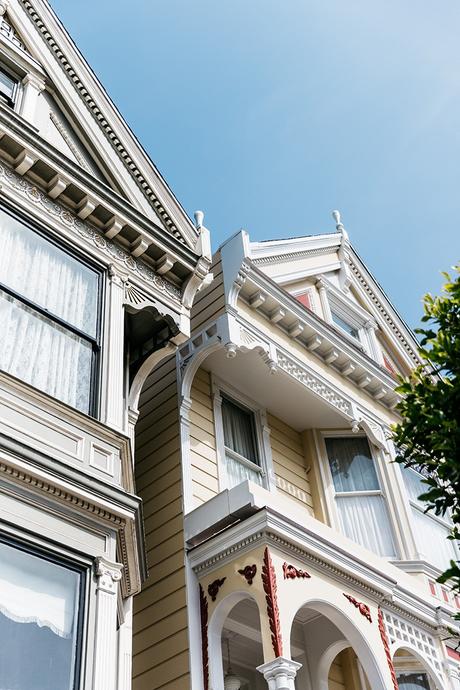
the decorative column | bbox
[257,657,302,690]
[20,73,45,124]
[93,557,123,690]
[364,318,384,363]
[104,264,128,430]
[117,596,133,690]
[316,278,332,323]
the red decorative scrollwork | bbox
[378,607,399,690]
[207,577,226,602]
[343,593,372,623]
[282,562,311,580]
[261,547,283,657]
[238,564,257,585]
[199,584,209,690]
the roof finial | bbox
[332,209,349,242]
[194,210,204,229]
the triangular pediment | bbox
[249,231,420,375]
[0,0,199,251]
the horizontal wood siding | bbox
[190,254,226,333]
[190,367,219,507]
[267,413,313,513]
[133,354,189,690]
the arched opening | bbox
[393,648,443,690]
[289,602,384,690]
[209,593,265,690]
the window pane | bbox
[397,673,431,690]
[402,466,429,506]
[336,494,396,557]
[225,452,263,489]
[326,437,380,492]
[331,312,359,339]
[222,397,258,464]
[411,506,457,571]
[0,210,99,337]
[0,541,80,690]
[0,68,15,102]
[0,290,93,412]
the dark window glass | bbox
[0,66,17,106]
[221,396,259,465]
[396,672,431,690]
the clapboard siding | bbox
[190,255,226,333]
[133,354,189,690]
[189,367,219,507]
[267,413,313,512]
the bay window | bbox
[221,394,263,488]
[325,436,397,557]
[0,207,101,414]
[0,538,84,690]
[401,465,458,571]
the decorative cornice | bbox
[252,244,336,267]
[0,161,181,302]
[19,0,197,247]
[261,547,283,658]
[49,110,90,171]
[276,350,354,419]
[350,261,419,365]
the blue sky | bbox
[50,0,459,327]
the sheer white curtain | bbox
[0,212,98,412]
[402,466,458,571]
[221,396,262,488]
[326,437,396,557]
[0,541,79,639]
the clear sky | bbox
[49,0,459,328]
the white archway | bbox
[316,640,352,690]
[392,643,446,690]
[208,590,264,690]
[287,599,388,690]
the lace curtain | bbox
[0,212,98,412]
[326,437,396,557]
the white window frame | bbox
[211,374,275,492]
[315,429,400,559]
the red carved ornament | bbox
[343,593,372,623]
[238,564,257,585]
[283,562,311,580]
[261,547,283,657]
[378,607,399,690]
[199,584,209,690]
[207,577,226,602]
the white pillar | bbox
[104,264,128,430]
[316,278,332,323]
[117,596,133,690]
[93,557,123,690]
[20,73,45,124]
[257,657,302,690]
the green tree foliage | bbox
[393,266,460,603]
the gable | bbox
[0,0,199,250]
[249,231,420,376]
